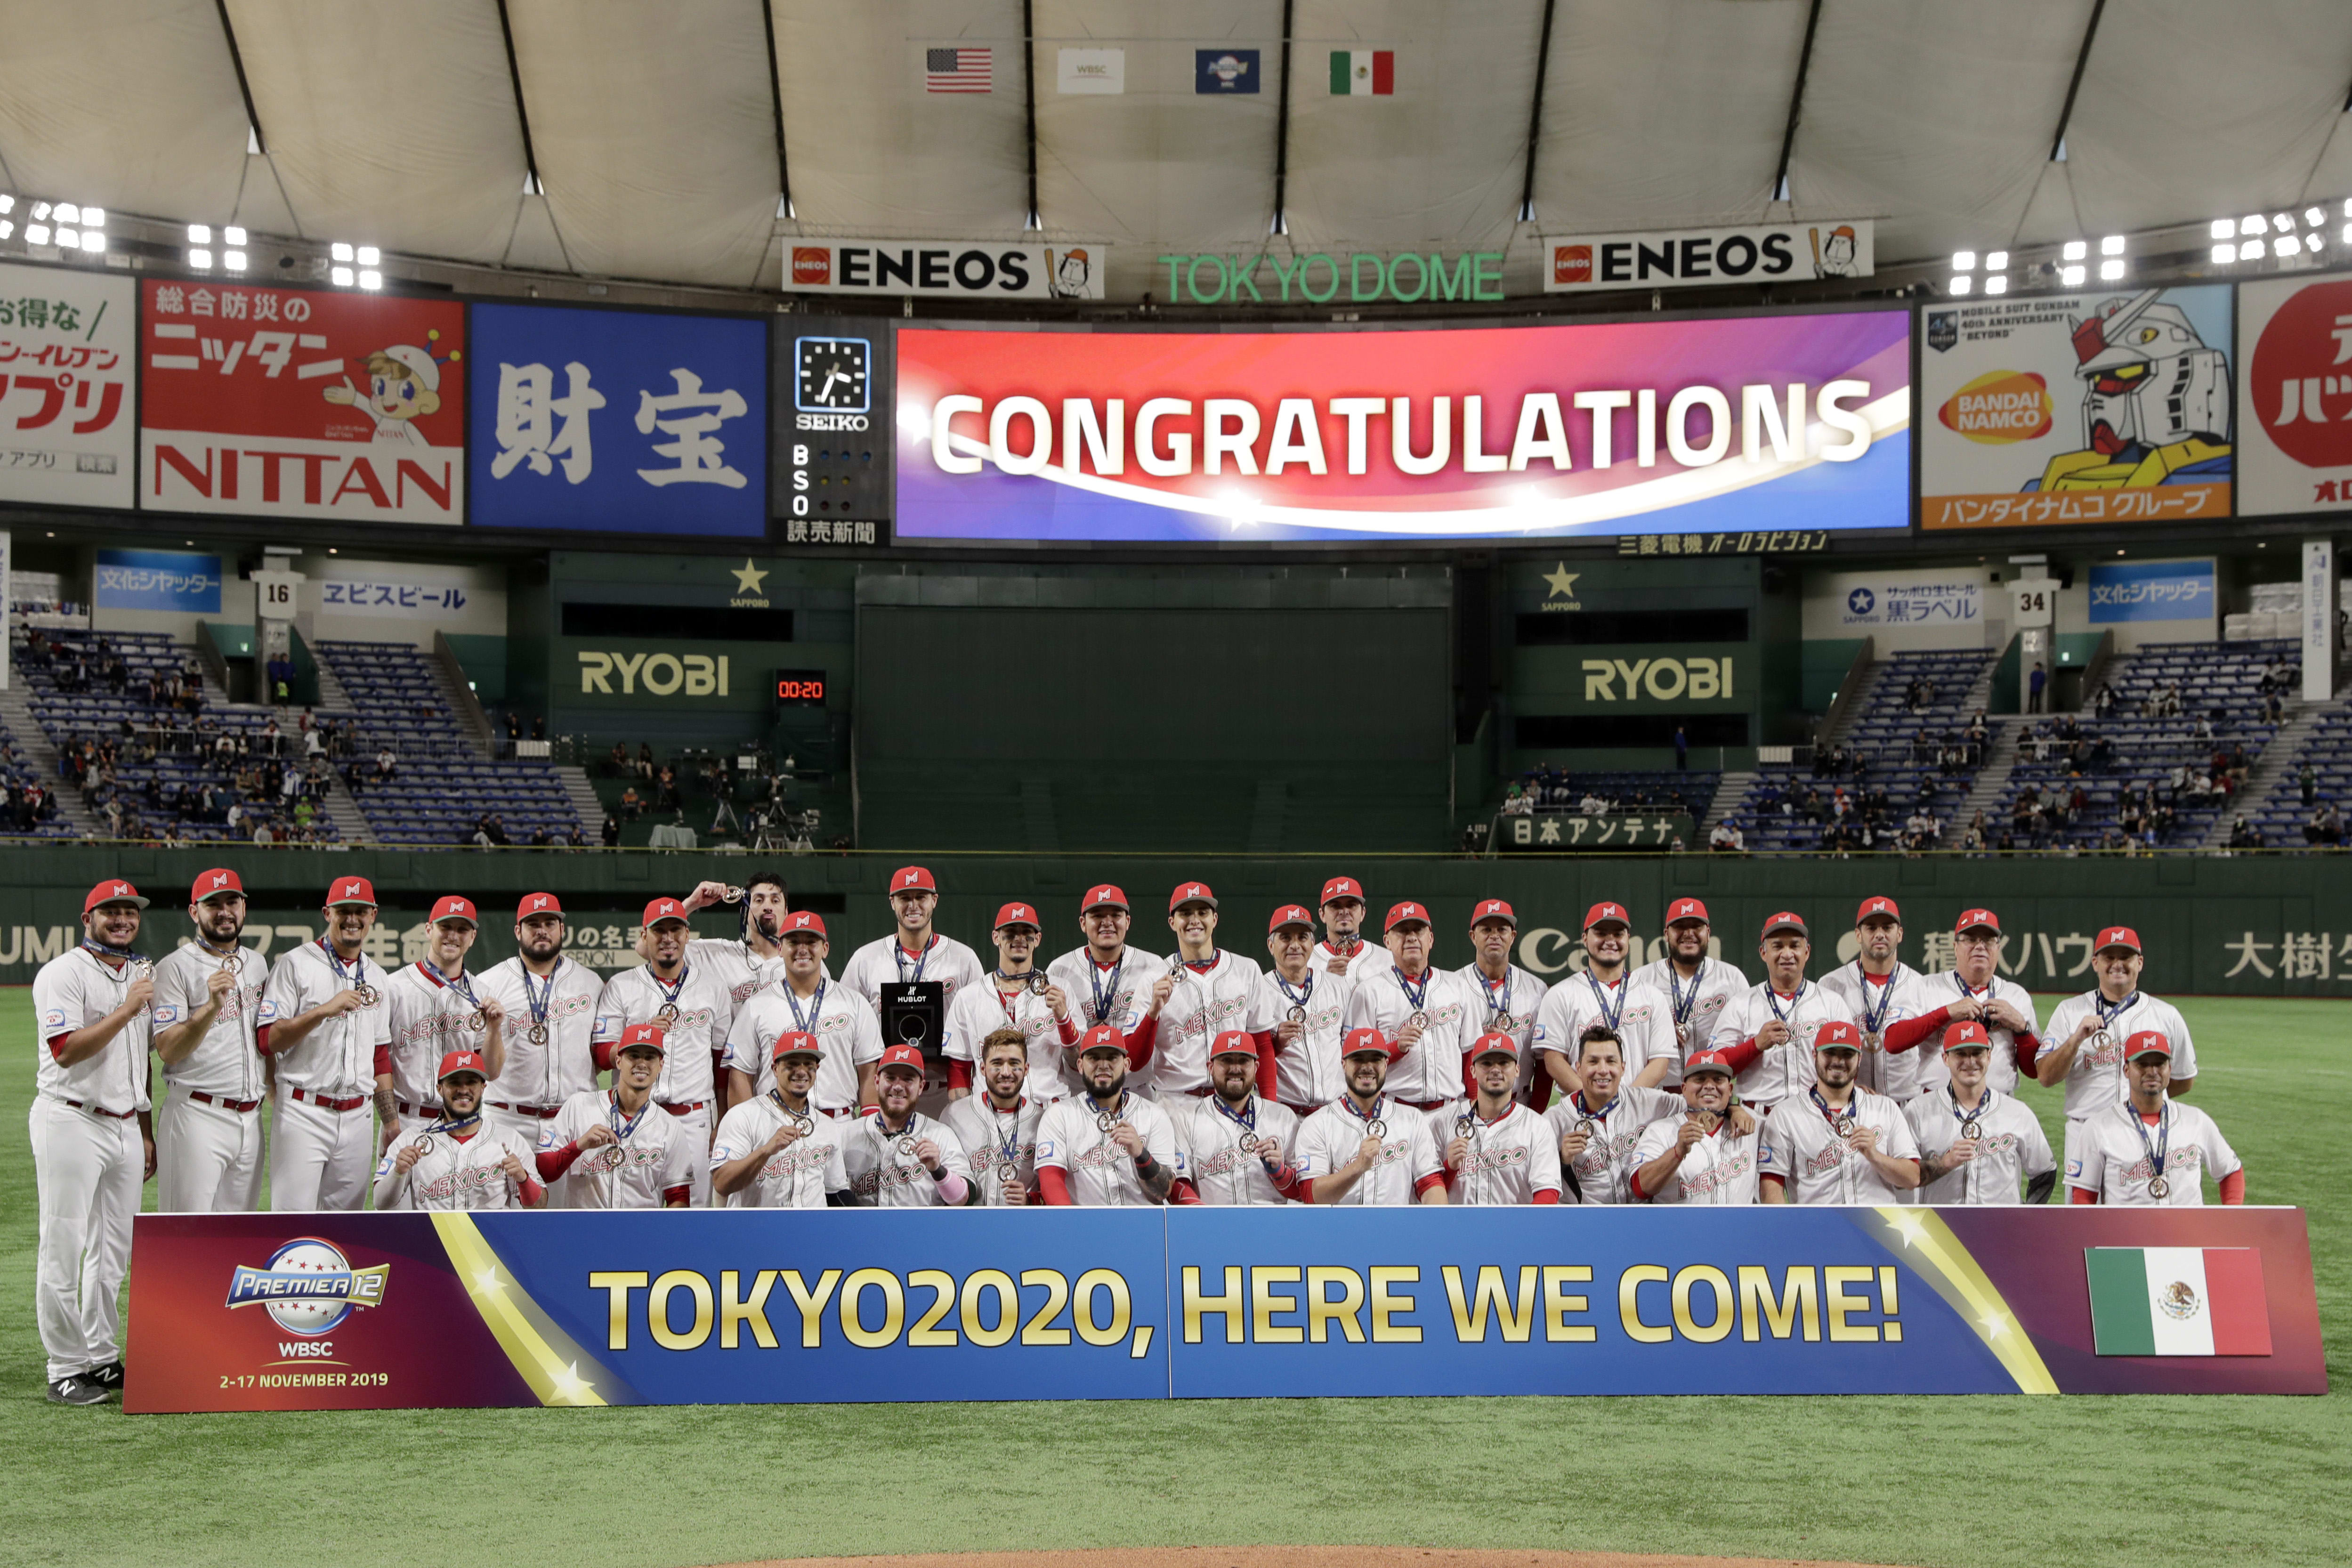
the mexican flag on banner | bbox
[1330,49,1393,94]
[2085,1247,2271,1356]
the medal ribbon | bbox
[1571,1089,1620,1124]
[523,967,554,1032]
[1809,1086,1855,1132]
[649,962,691,1014]
[81,937,147,966]
[988,1097,1026,1175]
[989,970,1038,1025]
[1479,966,1512,1025]
[426,1107,484,1138]
[318,937,366,991]
[1340,1093,1386,1131]
[893,935,938,984]
[784,978,827,1035]
[2129,1099,2172,1187]
[2093,989,2141,1035]
[1087,956,1123,1026]
[1276,971,1315,1012]
[1394,966,1431,1017]
[1667,964,1702,1029]
[608,1088,652,1143]
[423,960,481,1014]
[1854,963,1897,1035]
[1584,970,1626,1034]
[1947,1083,1992,1128]
[1209,1094,1258,1136]
[1764,980,1807,1025]
[1953,972,1994,1002]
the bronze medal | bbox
[1026,970,1051,997]
[1406,1010,1429,1031]
[1096,1110,1121,1133]
[354,983,379,1006]
[1366,1118,1387,1139]
[1286,1005,1308,1026]
[1491,1012,1516,1033]
[1576,1117,1598,1139]
[1961,1118,1982,1140]
[468,1009,489,1031]
[897,1136,919,1157]
[655,1001,681,1025]
[527,1022,550,1046]
[1237,1132,1259,1153]
[2148,1174,2171,1199]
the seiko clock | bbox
[795,336,871,414]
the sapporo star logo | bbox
[731,559,770,595]
[1543,564,1580,599]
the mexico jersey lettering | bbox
[939,1093,1045,1204]
[1423,1100,1562,1204]
[375,1127,536,1211]
[151,942,267,1101]
[1243,968,1355,1108]
[1755,1089,1918,1204]
[1629,1117,1759,1204]
[1173,1097,1302,1205]
[943,981,1077,1102]
[1706,981,1857,1107]
[2040,990,2197,1121]
[723,984,883,1110]
[1905,1089,2054,1205]
[381,962,490,1112]
[1339,967,1478,1104]
[2066,1100,2239,1206]
[1034,1094,1183,1206]
[1149,952,1261,1097]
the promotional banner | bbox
[124,1206,2322,1412]
[1495,813,1693,851]
[1544,221,1875,292]
[896,312,1911,543]
[0,261,135,508]
[786,239,1107,300]
[94,547,222,613]
[2088,559,2216,624]
[1919,285,2233,531]
[2237,272,2352,517]
[141,282,465,523]
[469,304,766,538]
[1828,575,1983,631]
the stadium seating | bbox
[0,718,72,840]
[2244,695,2352,849]
[1505,768,1721,826]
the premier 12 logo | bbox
[226,1237,391,1337]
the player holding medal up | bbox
[1907,1021,2056,1205]
[1314,877,1395,979]
[1047,885,1165,1046]
[1432,1033,1564,1204]
[944,903,1081,1102]
[372,1050,544,1212]
[1141,884,1261,1100]
[842,1045,973,1206]
[1340,902,1476,1110]
[939,1028,1045,1204]
[1169,1031,1309,1205]
[1631,898,1746,1090]
[538,1023,695,1208]
[1550,1024,1756,1204]
[1756,1021,1921,1204]
[380,896,506,1143]
[1245,905,1354,1117]
[593,898,731,1204]
[474,895,602,1190]
[722,911,882,1114]
[1035,1025,1186,1205]
[257,877,393,1212]
[710,1030,850,1208]
[2038,926,2198,1175]
[837,866,988,1009]
[1706,911,1857,1111]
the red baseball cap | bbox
[2123,1029,2172,1061]
[1665,897,1709,925]
[641,897,689,928]
[779,909,827,939]
[890,866,937,895]
[517,891,564,921]
[1814,1020,1863,1053]
[1208,1029,1259,1059]
[1583,901,1631,931]
[1269,904,1316,933]
[1081,884,1129,913]
[1320,876,1365,905]
[83,879,148,913]
[1170,881,1218,912]
[1342,1026,1400,1061]
[191,868,242,903]
[1682,1048,1738,1078]
[877,1043,926,1073]
[1955,907,2000,935]
[436,1049,490,1081]
[2096,926,2142,954]
[325,876,377,908]
[1855,896,1900,924]
[1761,910,1808,939]
[994,902,1040,930]
[771,1029,823,1061]
[1470,898,1517,928]
[1077,1023,1128,1056]
[1469,1031,1520,1061]
[617,1023,667,1054]
[1943,1020,1991,1051]
[429,895,477,928]
[1384,900,1431,932]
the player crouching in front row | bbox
[711,1030,849,1207]
[1294,1029,1448,1205]
[1037,1026,1185,1205]
[1757,1020,1921,1204]
[1629,1050,1760,1204]
[538,1023,694,1208]
[372,1051,545,1211]
[2069,1031,2245,1207]
[845,1045,975,1206]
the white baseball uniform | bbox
[1048,946,1168,1034]
[2040,990,2198,1123]
[1629,1115,1761,1204]
[372,1123,539,1211]
[1341,965,1477,1106]
[1243,966,1354,1112]
[1035,1091,1184,1206]
[1546,1085,1686,1204]
[1423,1099,1564,1204]
[30,945,151,1383]
[1148,951,1262,1099]
[1529,969,1675,1101]
[839,1112,972,1207]
[709,1093,847,1208]
[474,955,602,1201]
[938,1092,1045,1205]
[1907,1086,2055,1205]
[151,940,268,1212]
[687,934,794,1034]
[1756,1088,1920,1204]
[724,979,884,1108]
[1456,958,1548,1063]
[595,961,729,1203]
[541,1090,696,1208]
[1171,1095,1303,1205]
[944,976,1082,1103]
[1630,954,1748,1087]
[1707,979,1858,1109]
[1294,1095,1445,1205]
[1817,962,1935,1103]
[259,940,392,1212]
[1909,969,2040,1098]
[2068,1099,2240,1207]
[836,931,988,1010]
[380,961,491,1129]
[1314,936,1394,981]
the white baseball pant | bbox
[156,1091,263,1213]
[666,1105,712,1205]
[268,1094,372,1211]
[29,1097,142,1383]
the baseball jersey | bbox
[687,935,794,1034]
[836,932,988,1010]
[1242,966,1356,1108]
[372,1124,538,1211]
[1294,1096,1444,1206]
[151,941,267,1102]
[1630,954,1749,1084]
[380,962,492,1115]
[708,1093,848,1209]
[1707,979,1857,1108]
[1315,937,1394,981]
[1455,960,1548,1060]
[1150,951,1263,1098]
[839,1111,972,1207]
[1911,970,2039,1098]
[1341,965,1478,1104]
[1047,946,1169,1034]
[2068,1099,2240,1207]
[1423,1099,1564,1204]
[32,946,153,1114]
[1756,1088,1921,1204]
[542,1090,696,1208]
[2040,990,2198,1121]
[1906,1087,2054,1205]
[723,980,884,1109]
[1172,1095,1303,1205]
[1629,1115,1761,1204]
[259,940,391,1099]
[944,977,1080,1102]
[1530,969,1675,1085]
[594,962,729,1107]
[938,1092,1045,1204]
[474,956,601,1111]
[1545,1085,1686,1204]
[1817,962,1934,1102]
[1034,1092,1184,1206]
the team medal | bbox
[1576,1117,1598,1139]
[1096,1109,1121,1132]
[1406,1011,1429,1030]
[527,1023,550,1045]
[898,1136,919,1156]
[722,885,746,902]
[1287,1006,1308,1025]
[1026,970,1051,997]
[2133,1099,2174,1200]
[1366,1119,1387,1138]
[1962,1118,1982,1140]
[355,982,379,1005]
[2148,1174,2171,1199]
[655,1002,679,1023]
[1491,1012,1516,1034]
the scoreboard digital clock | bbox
[774,671,828,706]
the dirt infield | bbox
[729,1550,1915,1568]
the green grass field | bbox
[1,990,2344,1568]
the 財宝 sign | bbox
[785,239,1107,300]
[1544,221,1875,293]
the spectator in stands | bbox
[1673,723,1688,771]
[606,741,631,777]
[2302,759,2320,807]
[531,715,547,741]
[2027,662,2046,714]
[2264,690,2285,725]
[1501,784,1532,816]
[602,813,621,848]
[2092,682,2116,719]
[374,746,399,784]
[618,785,644,822]
[655,765,682,812]
[1579,788,1607,816]
[1708,817,1744,853]
[2228,815,2264,850]
[266,650,292,703]
[504,711,522,741]
[637,742,655,781]
[2305,804,2344,847]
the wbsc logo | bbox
[225,1237,391,1336]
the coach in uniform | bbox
[2039,926,2198,1174]
[1342,901,1477,1112]
[711,1030,849,1208]
[1144,883,1261,1101]
[939,1027,1044,1204]
[1530,901,1672,1106]
[475,893,602,1201]
[372,1050,545,1211]
[842,1044,974,1206]
[2069,1031,2243,1207]
[1432,1033,1563,1204]
[944,902,1081,1102]
[1456,898,1547,1104]
[258,876,393,1212]
[1295,1028,1448,1205]
[537,1022,694,1209]
[1908,908,2043,1098]
[1757,1020,1921,1204]
[1552,1024,1755,1204]
[1314,875,1395,979]
[380,896,506,1140]
[1630,1050,1760,1205]
[1036,1025,1184,1205]
[151,869,267,1212]
[31,880,154,1405]
[836,865,988,1010]
[1631,897,1746,1089]
[1908,1021,2056,1205]
[1707,911,1857,1112]
[723,911,881,1112]
[595,897,730,1204]
[1246,905,1353,1117]
[1172,1031,1308,1204]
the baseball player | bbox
[1245,905,1354,1116]
[1431,1033,1564,1204]
[1143,883,1261,1100]
[593,897,730,1204]
[938,1027,1045,1205]
[1457,898,1546,1086]
[1706,911,1857,1111]
[2039,926,2198,1173]
[1817,896,1940,1104]
[371,1050,545,1211]
[150,868,267,1213]
[1530,901,1673,1105]
[710,1030,849,1208]
[1908,1021,2056,1205]
[1293,1028,1447,1205]
[1171,1030,1308,1204]
[537,1023,694,1208]
[944,903,1082,1102]
[677,869,803,1018]
[1035,1025,1185,1205]
[1341,901,1478,1112]
[723,911,881,1113]
[1047,883,1170,1048]
[1549,1025,1755,1205]
[30,880,155,1405]
[841,1044,974,1206]
[836,865,988,1009]
[258,877,393,1212]
[1629,1049,1761,1204]
[1757,1021,1921,1204]
[474,893,602,1201]
[2068,1031,2244,1207]
[379,896,506,1141]
[1314,876,1395,979]
[1630,897,1747,1089]
[1910,908,2044,1097]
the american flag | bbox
[925,47,993,93]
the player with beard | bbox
[939,1028,1045,1205]
[945,903,1081,1102]
[1170,1031,1309,1204]
[1549,1025,1756,1204]
[379,897,507,1143]
[1757,1021,1921,1204]
[722,911,882,1114]
[837,866,989,1010]
[1295,1028,1447,1205]
[1035,1025,1185,1205]
[1629,1050,1761,1205]
[1340,902,1478,1110]
[710,1030,849,1207]
[372,1051,544,1211]
[1630,898,1747,1089]
[1529,902,1673,1106]
[1047,885,1169,1070]
[473,894,602,1198]
[150,869,268,1212]
[537,1023,694,1208]
[1455,899,1546,1104]
[1907,1021,2056,1205]
[593,898,730,1204]
[1246,905,1354,1117]
[1706,912,1857,1111]
[1314,876,1395,979]
[1140,884,1261,1100]
[841,1045,974,1207]
[1818,896,1939,1104]
[678,872,802,1022]
[1431,1033,1563,1204]
[258,877,393,1212]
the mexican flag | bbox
[1330,49,1393,94]
[2085,1247,2271,1356]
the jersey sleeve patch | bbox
[42,1007,67,1029]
